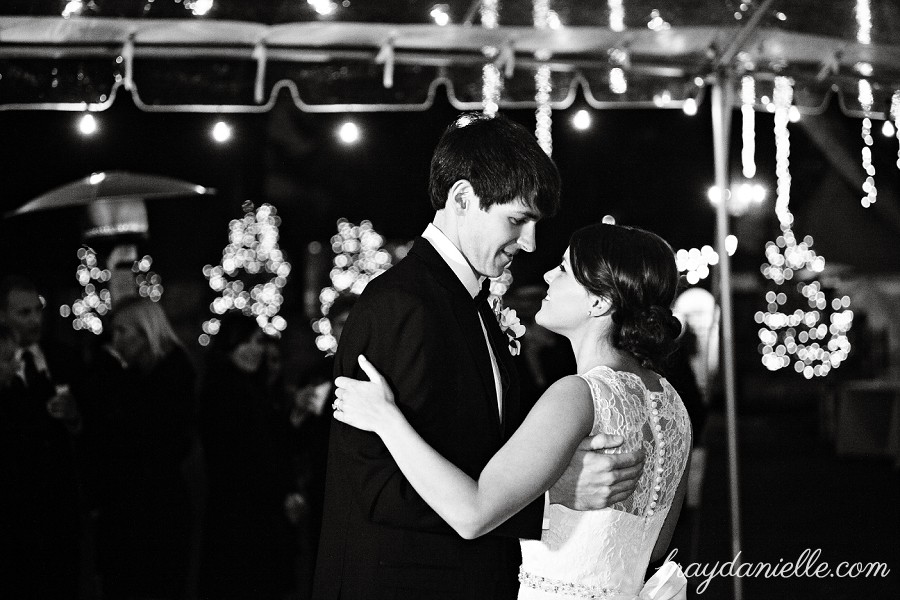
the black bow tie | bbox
[474,280,491,308]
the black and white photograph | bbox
[0,2,898,599]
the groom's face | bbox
[458,197,540,278]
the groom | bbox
[313,113,645,599]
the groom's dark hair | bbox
[428,112,561,217]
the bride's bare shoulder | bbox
[541,375,594,408]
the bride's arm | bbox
[334,355,594,539]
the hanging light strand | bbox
[534,0,552,155]
[772,76,793,236]
[858,79,877,207]
[608,0,624,32]
[480,0,501,116]
[891,90,900,170]
[741,75,756,178]
[758,76,852,379]
[856,0,872,45]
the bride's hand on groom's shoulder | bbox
[333,355,400,434]
[549,433,646,510]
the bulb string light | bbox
[133,254,164,301]
[741,75,756,178]
[608,48,628,95]
[675,240,738,285]
[60,247,163,335]
[858,79,877,207]
[758,77,852,378]
[313,218,393,355]
[892,90,900,169]
[608,0,624,32]
[60,246,112,335]
[534,0,552,156]
[856,0,872,45]
[200,201,291,346]
[480,0,501,116]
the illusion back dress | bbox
[518,366,692,600]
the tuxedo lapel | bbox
[479,302,520,438]
[409,239,503,434]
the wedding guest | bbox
[198,312,298,600]
[0,276,83,600]
[84,296,196,600]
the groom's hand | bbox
[549,433,645,510]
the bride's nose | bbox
[543,268,556,285]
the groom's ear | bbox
[449,180,477,213]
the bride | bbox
[333,222,692,600]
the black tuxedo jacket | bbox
[313,237,544,599]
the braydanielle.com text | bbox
[663,548,891,594]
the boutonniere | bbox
[488,297,526,356]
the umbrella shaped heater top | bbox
[6,170,215,217]
[5,170,216,238]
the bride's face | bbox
[535,248,592,334]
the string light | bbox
[534,0,552,156]
[480,0,498,29]
[307,0,337,17]
[707,182,766,216]
[338,121,360,144]
[313,219,393,355]
[201,202,291,345]
[211,120,232,143]
[858,79,877,207]
[741,75,756,178]
[758,77,852,378]
[892,91,900,169]
[429,4,450,26]
[572,109,591,130]
[133,255,164,301]
[856,0,872,45]
[482,64,501,117]
[647,9,671,31]
[186,0,213,16]
[608,47,629,95]
[608,0,625,32]
[61,246,111,335]
[682,98,698,116]
[609,68,627,94]
[62,0,84,18]
[479,0,501,117]
[78,113,98,135]
[61,247,164,334]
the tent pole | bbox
[711,74,744,600]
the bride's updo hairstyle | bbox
[569,223,682,372]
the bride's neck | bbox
[568,329,632,375]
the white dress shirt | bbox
[422,224,503,420]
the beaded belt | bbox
[518,568,625,599]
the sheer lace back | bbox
[518,366,692,599]
[582,366,691,519]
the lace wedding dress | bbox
[518,366,692,600]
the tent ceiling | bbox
[1,1,898,115]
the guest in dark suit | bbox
[0,276,83,600]
[313,113,646,600]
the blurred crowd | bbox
[0,274,707,600]
[0,274,358,600]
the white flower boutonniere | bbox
[488,297,526,356]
